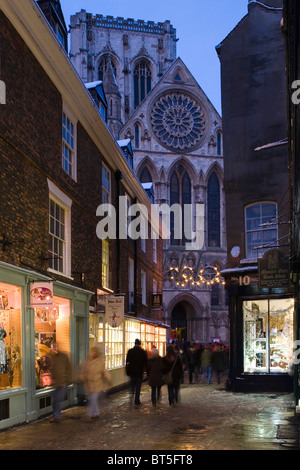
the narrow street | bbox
[0,375,299,453]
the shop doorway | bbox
[171,302,187,342]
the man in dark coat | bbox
[126,338,148,406]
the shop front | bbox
[0,261,91,430]
[89,311,169,390]
[223,262,295,393]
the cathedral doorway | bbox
[171,302,187,342]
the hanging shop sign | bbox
[30,282,53,308]
[259,249,290,289]
[151,294,162,309]
[105,296,124,327]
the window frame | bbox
[245,202,278,259]
[47,180,72,278]
[62,105,77,181]
[102,163,111,205]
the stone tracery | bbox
[150,92,206,151]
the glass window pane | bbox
[0,284,22,390]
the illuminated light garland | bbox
[169,265,225,287]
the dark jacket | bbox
[147,355,164,387]
[212,348,226,372]
[162,350,183,383]
[126,345,148,379]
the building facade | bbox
[70,10,229,345]
[218,0,294,392]
[283,0,300,404]
[0,0,167,429]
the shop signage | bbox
[259,249,290,289]
[30,282,53,308]
[151,293,162,309]
[105,296,124,327]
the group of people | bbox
[49,343,111,422]
[179,340,229,385]
[126,339,183,408]
[48,338,228,422]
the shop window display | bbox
[105,322,124,369]
[0,283,22,390]
[243,298,294,373]
[34,297,70,389]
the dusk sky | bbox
[60,0,248,115]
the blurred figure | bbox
[126,338,148,406]
[50,342,72,422]
[212,343,227,384]
[77,347,111,419]
[162,345,183,405]
[147,348,163,407]
[201,344,213,384]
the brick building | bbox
[0,0,167,428]
[218,0,293,392]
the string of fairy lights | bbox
[168,265,225,288]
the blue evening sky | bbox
[60,0,248,115]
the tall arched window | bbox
[134,124,140,148]
[140,167,152,183]
[134,61,151,108]
[207,172,220,247]
[170,165,191,246]
[98,55,117,81]
[217,132,222,156]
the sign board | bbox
[259,249,290,289]
[151,293,162,309]
[30,282,53,308]
[105,296,124,327]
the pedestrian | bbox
[126,338,148,406]
[49,342,72,422]
[201,344,213,384]
[212,343,227,384]
[77,347,111,419]
[147,348,163,407]
[186,342,198,384]
[193,342,203,383]
[162,345,183,405]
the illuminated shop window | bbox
[105,322,124,369]
[0,283,22,390]
[243,298,294,374]
[125,319,140,354]
[34,297,70,389]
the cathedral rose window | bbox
[150,92,206,151]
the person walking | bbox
[147,348,163,407]
[201,344,213,384]
[212,343,227,384]
[162,345,183,405]
[126,338,148,406]
[50,342,72,422]
[78,347,111,419]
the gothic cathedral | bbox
[70,10,228,344]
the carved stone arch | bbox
[167,157,198,186]
[211,312,219,328]
[136,156,159,182]
[206,162,224,186]
[96,51,120,81]
[167,292,204,320]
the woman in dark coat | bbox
[162,345,184,405]
[147,348,163,407]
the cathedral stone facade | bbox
[70,10,229,344]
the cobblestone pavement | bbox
[0,375,299,452]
